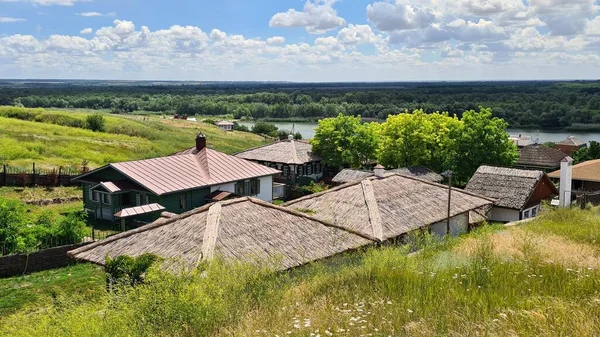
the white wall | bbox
[431,212,469,237]
[211,175,273,203]
[489,207,521,223]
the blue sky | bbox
[0,0,599,81]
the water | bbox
[239,121,600,144]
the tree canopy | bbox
[312,108,518,183]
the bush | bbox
[85,113,106,132]
[294,131,303,140]
[105,253,159,288]
[251,121,278,135]
[52,210,87,245]
[233,121,249,132]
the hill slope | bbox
[0,107,270,169]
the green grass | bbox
[2,208,600,336]
[0,263,104,318]
[0,106,271,169]
[0,186,81,201]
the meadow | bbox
[1,207,600,336]
[0,106,270,169]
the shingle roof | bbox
[516,144,568,169]
[465,166,558,210]
[332,167,443,184]
[284,174,494,242]
[557,136,586,147]
[215,121,234,126]
[232,140,321,165]
[509,135,533,147]
[548,159,600,183]
[68,198,373,271]
[76,148,280,196]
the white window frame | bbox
[101,193,111,205]
[306,164,313,175]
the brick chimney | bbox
[196,133,207,151]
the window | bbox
[135,193,141,206]
[306,163,313,175]
[143,194,150,205]
[532,207,537,217]
[315,162,321,173]
[524,210,530,219]
[296,165,303,176]
[179,194,187,210]
[101,193,111,205]
[283,166,290,177]
[235,179,260,196]
[90,190,100,202]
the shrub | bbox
[233,121,249,132]
[105,253,159,288]
[85,113,106,132]
[251,121,278,135]
[294,131,303,140]
[51,210,87,245]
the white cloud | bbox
[0,16,26,23]
[529,0,599,35]
[0,0,91,6]
[266,36,285,45]
[77,12,116,17]
[586,16,600,36]
[337,24,381,45]
[269,0,346,34]
[367,2,436,32]
[80,28,93,34]
[209,29,227,41]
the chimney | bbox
[374,164,385,178]
[195,133,206,151]
[559,156,573,208]
[288,134,294,141]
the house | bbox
[465,166,559,223]
[555,136,587,156]
[548,159,600,193]
[509,134,533,148]
[331,166,443,185]
[233,139,323,186]
[284,172,494,240]
[72,134,280,223]
[67,197,373,272]
[215,120,234,131]
[515,144,569,172]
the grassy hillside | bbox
[1,208,600,336]
[0,106,270,169]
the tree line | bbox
[2,81,600,129]
[311,108,518,183]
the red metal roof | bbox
[114,203,166,218]
[107,148,280,195]
[205,190,239,201]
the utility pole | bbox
[442,170,453,236]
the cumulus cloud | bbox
[269,0,346,34]
[0,16,26,23]
[266,36,285,45]
[367,2,436,32]
[0,0,91,5]
[210,29,227,40]
[337,24,381,45]
[529,0,599,35]
[80,27,93,34]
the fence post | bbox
[32,162,36,187]
[58,166,62,186]
[2,164,5,187]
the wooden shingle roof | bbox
[332,167,443,184]
[233,140,321,165]
[516,144,568,169]
[68,198,373,271]
[284,174,494,242]
[557,136,586,147]
[465,166,558,210]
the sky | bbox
[0,0,599,81]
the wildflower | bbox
[325,330,333,336]
[386,301,392,305]
[407,309,413,314]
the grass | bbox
[0,186,81,202]
[0,106,271,169]
[0,263,104,318]
[1,208,600,336]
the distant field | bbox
[2,208,600,336]
[0,106,271,169]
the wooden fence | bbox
[1,163,83,187]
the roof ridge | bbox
[249,198,378,241]
[199,202,222,263]
[361,180,383,241]
[283,179,364,206]
[67,198,249,258]
[290,140,301,164]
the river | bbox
[239,121,600,144]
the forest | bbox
[2,80,600,129]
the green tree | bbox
[573,140,600,164]
[311,114,379,168]
[453,108,518,183]
[0,198,27,254]
[85,113,106,132]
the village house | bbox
[215,120,234,131]
[514,143,569,172]
[72,135,280,223]
[331,166,443,185]
[233,138,323,187]
[465,166,558,223]
[509,134,533,148]
[284,171,494,240]
[555,136,587,156]
[68,197,373,272]
[548,159,600,195]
